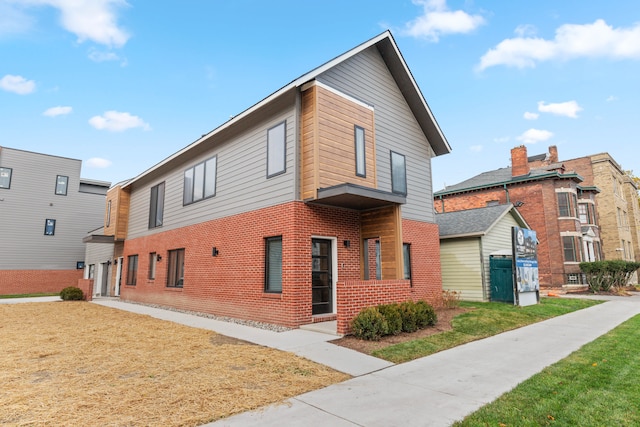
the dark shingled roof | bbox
[434,165,582,196]
[436,204,515,238]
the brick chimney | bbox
[511,145,530,177]
[548,145,558,163]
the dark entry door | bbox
[312,239,332,315]
[490,256,514,303]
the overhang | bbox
[306,183,405,211]
[82,234,116,244]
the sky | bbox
[1,0,639,191]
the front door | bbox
[312,239,332,315]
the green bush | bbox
[580,260,640,293]
[415,300,437,328]
[351,307,388,341]
[399,301,419,333]
[60,286,84,301]
[378,303,402,335]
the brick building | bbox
[563,153,640,265]
[84,31,451,334]
[434,145,602,289]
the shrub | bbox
[60,286,84,301]
[441,290,461,309]
[414,300,437,328]
[351,307,388,341]
[378,304,402,335]
[399,301,419,333]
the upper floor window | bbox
[167,248,185,288]
[44,219,56,236]
[578,202,597,225]
[267,121,286,178]
[183,156,217,205]
[557,192,577,217]
[55,175,68,195]
[0,167,12,189]
[106,200,112,227]
[355,125,366,177]
[391,151,407,195]
[149,182,165,229]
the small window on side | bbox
[265,236,283,292]
[55,175,69,196]
[0,167,12,189]
[355,126,366,177]
[267,122,286,178]
[391,151,407,195]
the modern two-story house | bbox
[86,31,451,334]
[0,146,110,295]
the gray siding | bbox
[481,215,520,301]
[318,46,436,222]
[440,238,484,301]
[0,148,108,270]
[127,107,297,239]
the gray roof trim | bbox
[308,183,406,211]
[79,178,111,187]
[437,204,531,239]
[434,171,583,197]
[82,234,116,244]
[124,30,450,189]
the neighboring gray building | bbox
[0,146,110,295]
[436,204,531,301]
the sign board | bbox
[512,226,539,306]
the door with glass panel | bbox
[311,239,332,315]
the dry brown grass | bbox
[0,302,349,426]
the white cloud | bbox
[10,0,130,47]
[85,157,112,168]
[523,112,539,120]
[516,128,553,144]
[469,145,483,152]
[606,95,618,102]
[43,106,72,117]
[404,0,485,42]
[0,2,35,36]
[88,48,119,62]
[514,24,537,38]
[0,74,36,94]
[89,110,150,132]
[477,19,640,70]
[538,100,582,118]
[493,136,510,143]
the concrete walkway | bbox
[8,294,640,426]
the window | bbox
[55,175,68,195]
[265,236,282,292]
[149,252,157,280]
[562,236,579,262]
[354,125,366,177]
[44,219,56,236]
[106,200,112,227]
[363,238,381,280]
[557,192,577,217]
[578,203,596,225]
[88,264,95,279]
[149,182,165,228]
[183,156,217,205]
[403,243,412,281]
[167,249,185,288]
[391,151,407,195]
[126,255,138,286]
[0,167,12,189]
[267,121,286,178]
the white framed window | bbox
[149,182,165,228]
[267,121,286,178]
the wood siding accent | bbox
[360,205,403,280]
[105,185,130,240]
[318,46,436,222]
[126,107,296,239]
[300,84,376,200]
[0,147,108,270]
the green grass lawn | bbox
[0,292,60,299]
[373,298,602,363]
[454,314,640,426]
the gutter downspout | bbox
[504,184,510,204]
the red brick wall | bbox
[76,279,94,301]
[0,270,83,295]
[120,201,443,329]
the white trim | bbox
[300,80,374,110]
[114,257,123,297]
